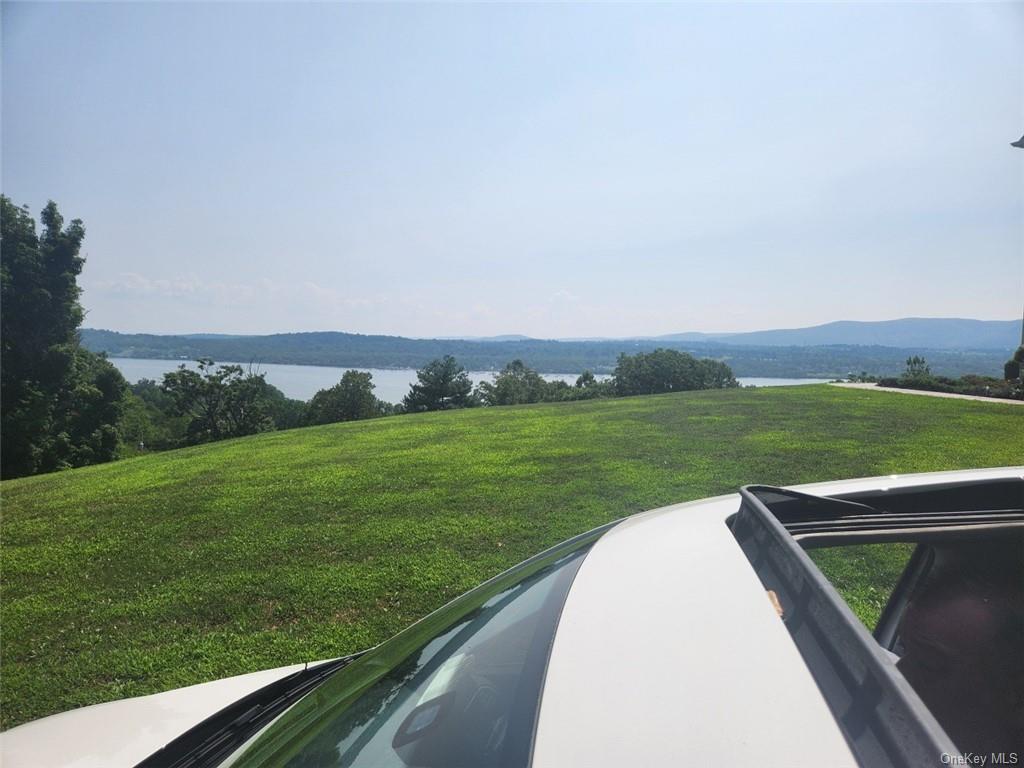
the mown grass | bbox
[1,385,1021,728]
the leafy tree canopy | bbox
[262,383,308,431]
[1,197,127,477]
[576,370,597,388]
[306,370,388,425]
[403,355,474,412]
[612,348,737,396]
[475,359,549,406]
[568,369,614,400]
[119,383,190,453]
[161,359,274,444]
[902,355,932,382]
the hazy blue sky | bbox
[3,2,1022,337]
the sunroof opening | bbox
[807,543,914,631]
[728,478,1024,768]
[809,536,1023,758]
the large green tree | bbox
[1,197,128,478]
[306,370,388,425]
[119,379,190,452]
[161,359,274,444]
[262,383,308,430]
[402,355,474,412]
[123,376,302,451]
[613,348,738,396]
[901,356,932,384]
[475,359,548,406]
[570,370,612,400]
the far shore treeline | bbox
[81,327,1012,381]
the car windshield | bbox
[226,532,600,768]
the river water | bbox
[109,358,830,404]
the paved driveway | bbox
[831,382,1023,405]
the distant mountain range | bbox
[81,317,1018,379]
[433,318,1020,349]
[648,318,1020,349]
[430,334,535,342]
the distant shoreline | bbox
[85,328,1012,381]
[107,356,591,377]
[107,357,830,403]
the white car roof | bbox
[532,467,1023,768]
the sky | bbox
[2,2,1022,338]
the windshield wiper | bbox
[135,652,364,768]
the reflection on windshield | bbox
[231,538,597,768]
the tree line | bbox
[863,355,1023,401]
[2,198,739,478]
[120,348,738,454]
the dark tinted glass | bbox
[892,538,1024,757]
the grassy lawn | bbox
[2,385,1021,729]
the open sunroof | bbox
[748,484,1024,540]
[728,477,1024,768]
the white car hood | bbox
[0,662,306,768]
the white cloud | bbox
[549,289,580,304]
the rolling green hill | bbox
[2,385,1022,729]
